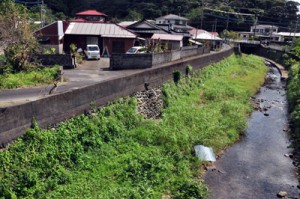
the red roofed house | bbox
[35,10,136,55]
[75,10,108,22]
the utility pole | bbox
[226,13,229,30]
[293,16,299,43]
[40,0,45,28]
[253,9,258,37]
[214,19,217,32]
[200,0,204,29]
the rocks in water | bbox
[135,87,163,119]
[277,191,288,198]
[264,113,270,116]
[250,97,272,113]
[284,153,294,158]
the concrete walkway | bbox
[0,58,145,107]
[265,59,288,80]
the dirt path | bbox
[204,66,299,199]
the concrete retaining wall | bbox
[34,54,76,68]
[0,47,233,147]
[110,46,210,70]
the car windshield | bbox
[127,48,138,53]
[88,46,99,51]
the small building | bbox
[236,25,282,41]
[151,33,183,50]
[155,14,192,33]
[238,32,252,40]
[126,19,169,39]
[64,22,136,55]
[250,25,278,36]
[274,32,300,42]
[35,10,137,56]
[35,21,69,54]
[75,10,108,22]
[190,28,222,50]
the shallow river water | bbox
[204,65,299,199]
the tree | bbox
[0,0,39,72]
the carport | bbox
[64,22,137,56]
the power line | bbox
[15,0,42,5]
[204,8,254,16]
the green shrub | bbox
[186,64,193,76]
[173,70,182,84]
[287,63,300,150]
[0,66,60,89]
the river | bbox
[204,64,299,199]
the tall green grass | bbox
[0,54,267,199]
[287,63,300,151]
[0,66,60,89]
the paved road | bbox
[0,46,232,107]
[0,58,143,107]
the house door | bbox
[112,41,125,53]
[87,37,99,45]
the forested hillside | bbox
[39,0,299,31]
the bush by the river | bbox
[0,54,267,198]
[287,63,300,149]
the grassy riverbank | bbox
[0,54,267,198]
[0,66,60,89]
[287,63,300,162]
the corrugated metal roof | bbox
[193,32,222,41]
[65,22,136,38]
[118,21,137,28]
[151,33,183,41]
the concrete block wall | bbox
[171,50,181,61]
[110,54,153,70]
[110,46,210,70]
[34,54,75,68]
[152,52,172,65]
[0,47,233,147]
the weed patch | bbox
[0,54,267,198]
[0,66,60,89]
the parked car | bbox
[84,44,100,60]
[126,46,146,54]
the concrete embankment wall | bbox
[240,45,287,66]
[0,47,233,147]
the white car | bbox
[126,46,146,54]
[84,45,100,60]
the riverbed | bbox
[204,64,299,199]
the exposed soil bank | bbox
[204,66,299,199]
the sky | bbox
[293,0,300,13]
